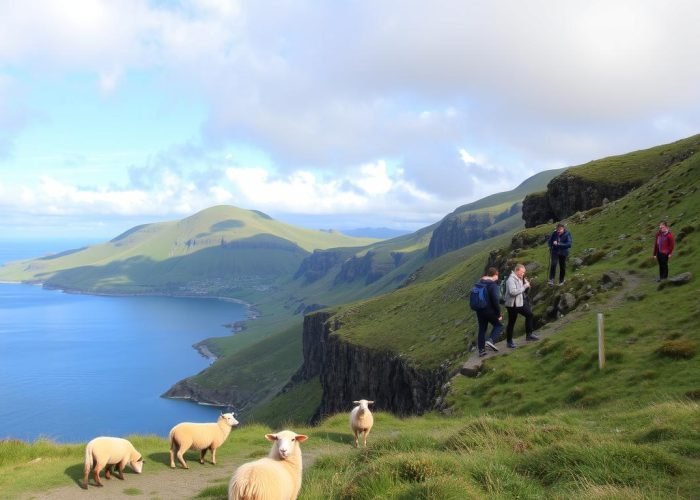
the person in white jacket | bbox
[504,264,538,348]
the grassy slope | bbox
[559,133,700,184]
[3,141,700,499]
[174,172,566,412]
[0,205,378,285]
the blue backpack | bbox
[469,283,489,311]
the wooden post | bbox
[597,313,605,370]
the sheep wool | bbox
[82,436,144,489]
[228,430,309,500]
[169,412,239,469]
[350,399,375,448]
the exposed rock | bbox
[557,292,577,315]
[334,250,396,285]
[428,212,494,258]
[523,173,644,228]
[658,272,692,290]
[599,271,625,290]
[294,249,346,284]
[290,311,451,423]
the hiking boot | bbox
[485,340,499,352]
[526,333,540,341]
[507,342,517,348]
[548,279,554,286]
[558,280,565,286]
[479,349,487,357]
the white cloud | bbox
[1,0,699,235]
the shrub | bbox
[399,458,437,483]
[656,339,697,359]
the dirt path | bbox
[19,459,233,500]
[461,271,644,375]
[19,446,330,500]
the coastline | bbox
[3,280,260,405]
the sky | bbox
[1,0,699,240]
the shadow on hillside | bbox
[63,463,84,487]
[310,431,352,445]
[148,451,174,467]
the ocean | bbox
[0,239,247,442]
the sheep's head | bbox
[220,412,240,428]
[265,430,309,460]
[353,399,375,412]
[130,456,144,474]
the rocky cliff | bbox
[293,249,347,284]
[293,311,451,422]
[522,173,640,227]
[428,203,519,258]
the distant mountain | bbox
[340,227,412,239]
[0,205,378,294]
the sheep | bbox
[82,436,144,489]
[350,399,374,448]
[169,411,239,469]
[228,430,309,500]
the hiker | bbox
[504,264,538,348]
[548,223,572,286]
[473,267,503,357]
[652,220,675,281]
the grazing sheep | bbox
[350,399,374,448]
[169,412,239,469]
[82,436,144,489]
[228,430,309,500]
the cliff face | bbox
[294,311,451,422]
[428,213,492,258]
[522,174,642,227]
[428,204,519,258]
[293,249,346,284]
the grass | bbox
[3,137,700,498]
[3,402,697,498]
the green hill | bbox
[0,205,378,293]
[2,135,699,499]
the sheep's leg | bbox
[199,448,207,464]
[104,464,112,479]
[169,444,177,468]
[210,446,217,465]
[353,430,359,448]
[93,464,105,487]
[115,461,125,480]
[177,448,189,469]
[363,428,371,447]
[82,468,90,489]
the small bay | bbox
[0,240,246,443]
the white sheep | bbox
[169,411,239,469]
[350,399,374,448]
[82,436,144,489]
[228,430,309,500]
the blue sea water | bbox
[0,239,246,443]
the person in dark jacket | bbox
[652,220,675,281]
[548,223,573,286]
[475,267,503,357]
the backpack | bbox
[469,283,489,311]
[499,278,507,304]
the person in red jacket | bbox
[652,220,675,281]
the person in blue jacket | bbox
[548,223,572,286]
[475,267,503,357]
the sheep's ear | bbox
[295,434,309,443]
[265,433,278,442]
[352,400,360,404]
[368,401,375,404]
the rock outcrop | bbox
[292,311,451,422]
[523,173,642,228]
[293,249,346,284]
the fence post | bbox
[597,313,605,370]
